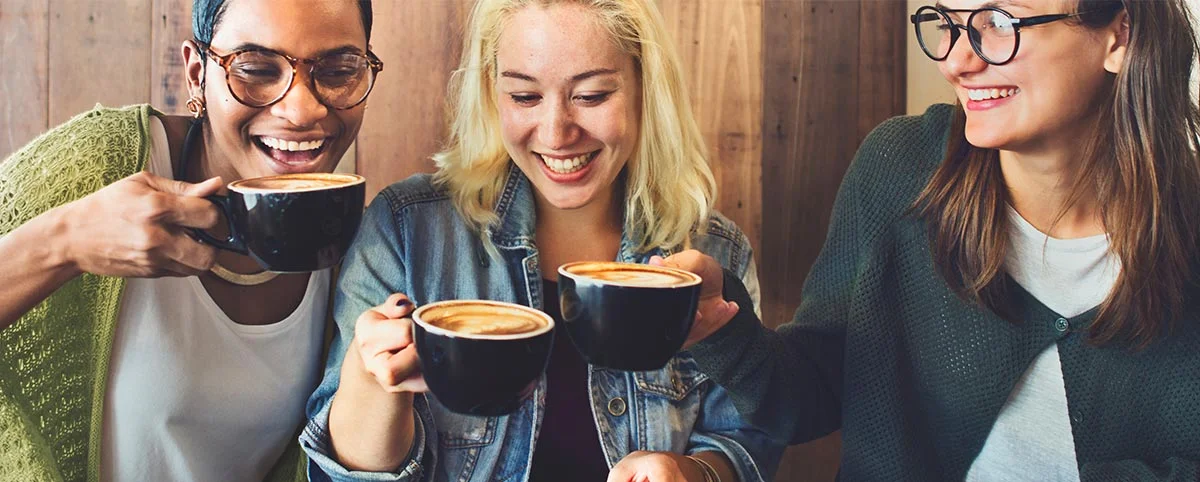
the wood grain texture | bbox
[48,0,152,126]
[354,0,473,199]
[150,0,190,115]
[0,0,50,161]
[761,1,907,480]
[658,0,764,260]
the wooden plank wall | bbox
[761,1,907,480]
[0,1,908,480]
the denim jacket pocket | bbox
[633,354,709,401]
[427,397,497,449]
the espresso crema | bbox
[420,302,550,336]
[562,262,700,288]
[231,173,363,193]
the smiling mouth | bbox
[537,151,598,174]
[254,136,329,164]
[967,87,1020,101]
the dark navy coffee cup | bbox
[557,261,702,371]
[412,300,555,416]
[191,173,365,272]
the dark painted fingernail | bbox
[396,299,412,308]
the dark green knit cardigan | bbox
[694,104,1200,481]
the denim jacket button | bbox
[607,397,627,416]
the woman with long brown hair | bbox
[671,0,1200,479]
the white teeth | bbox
[260,136,325,152]
[539,152,593,174]
[968,88,1020,101]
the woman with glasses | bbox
[0,0,380,480]
[673,0,1200,480]
[297,0,783,481]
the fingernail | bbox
[396,299,412,308]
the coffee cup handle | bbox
[188,195,249,255]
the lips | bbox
[967,87,1020,101]
[253,135,331,172]
[535,150,599,183]
[537,151,596,174]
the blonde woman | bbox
[299,0,781,481]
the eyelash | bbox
[508,92,613,106]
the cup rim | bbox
[412,299,555,340]
[228,173,365,194]
[557,261,702,288]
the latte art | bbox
[231,173,362,193]
[563,262,699,288]
[420,302,550,336]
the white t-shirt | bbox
[100,117,330,482]
[967,207,1119,482]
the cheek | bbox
[335,110,365,138]
[498,107,533,144]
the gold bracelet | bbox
[685,455,721,482]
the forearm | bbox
[328,343,417,472]
[690,270,843,445]
[0,206,81,329]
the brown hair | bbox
[914,0,1200,348]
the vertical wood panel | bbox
[150,0,191,115]
[858,1,908,142]
[762,1,906,481]
[659,0,764,259]
[0,0,50,160]
[354,1,472,200]
[48,0,151,126]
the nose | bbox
[537,99,579,151]
[269,71,328,128]
[942,31,988,78]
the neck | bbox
[534,186,623,240]
[1000,143,1104,239]
[533,183,624,273]
[164,116,243,184]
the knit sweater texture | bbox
[694,103,1200,481]
[0,105,304,482]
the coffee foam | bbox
[418,301,552,339]
[230,173,363,193]
[561,262,700,288]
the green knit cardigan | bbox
[0,105,306,482]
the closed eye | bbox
[574,92,612,106]
[510,94,540,106]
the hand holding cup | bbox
[649,250,740,349]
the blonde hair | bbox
[432,0,715,252]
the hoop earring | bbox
[186,95,207,119]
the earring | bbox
[186,95,207,119]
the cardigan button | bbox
[608,397,627,416]
[1054,317,1069,332]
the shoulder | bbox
[373,173,451,211]
[851,103,953,185]
[840,103,955,215]
[361,173,461,233]
[0,104,151,231]
[690,210,753,277]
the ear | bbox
[181,40,206,99]
[1103,10,1129,74]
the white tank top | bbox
[100,117,329,482]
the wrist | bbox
[684,455,721,482]
[37,204,83,277]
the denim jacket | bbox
[301,167,781,482]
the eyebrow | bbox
[933,0,1019,10]
[499,68,621,83]
[225,42,364,57]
